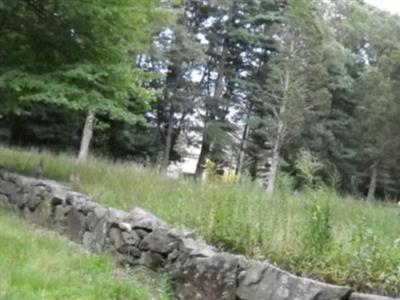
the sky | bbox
[365,0,400,15]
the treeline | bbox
[1,0,400,200]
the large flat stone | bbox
[129,207,168,230]
[169,252,238,300]
[139,229,178,254]
[53,204,71,221]
[91,218,109,252]
[67,207,87,242]
[236,258,352,300]
[109,227,124,250]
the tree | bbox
[149,1,206,169]
[319,0,400,198]
[355,49,400,201]
[191,0,283,177]
[0,0,164,160]
[247,0,329,193]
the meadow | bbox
[1,147,400,296]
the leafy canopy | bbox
[0,0,165,121]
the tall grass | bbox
[0,209,172,300]
[0,146,400,296]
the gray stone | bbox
[169,228,196,239]
[75,197,98,215]
[139,229,178,254]
[130,207,168,230]
[67,207,86,242]
[0,180,19,197]
[65,192,76,205]
[139,251,165,269]
[109,227,124,249]
[169,252,238,300]
[107,208,130,224]
[66,193,95,214]
[53,205,71,221]
[179,238,216,258]
[118,222,132,232]
[236,258,352,300]
[118,244,142,258]
[83,231,95,250]
[350,293,399,300]
[122,230,141,247]
[135,228,149,238]
[27,185,48,211]
[0,193,10,208]
[15,191,28,209]
[24,187,53,224]
[94,205,107,219]
[86,211,100,231]
[50,184,69,205]
[91,218,109,252]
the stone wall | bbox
[0,169,397,300]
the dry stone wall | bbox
[0,169,397,300]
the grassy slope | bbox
[0,210,171,300]
[0,147,399,296]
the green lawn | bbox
[0,209,171,300]
[0,146,400,296]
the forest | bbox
[3,1,400,298]
[1,0,400,201]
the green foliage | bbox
[0,210,171,300]
[204,159,219,180]
[0,0,163,121]
[295,150,324,188]
[303,192,333,254]
[2,147,400,296]
[2,0,400,293]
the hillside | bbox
[0,208,171,300]
[1,147,400,297]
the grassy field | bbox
[0,147,400,296]
[0,209,171,300]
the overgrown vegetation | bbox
[3,0,400,200]
[2,0,400,297]
[1,147,400,296]
[0,207,172,300]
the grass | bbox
[0,146,400,296]
[0,209,172,300]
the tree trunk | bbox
[266,140,281,194]
[195,138,211,178]
[235,104,252,175]
[162,107,174,170]
[195,39,228,177]
[367,162,378,202]
[77,111,95,162]
[265,44,292,194]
